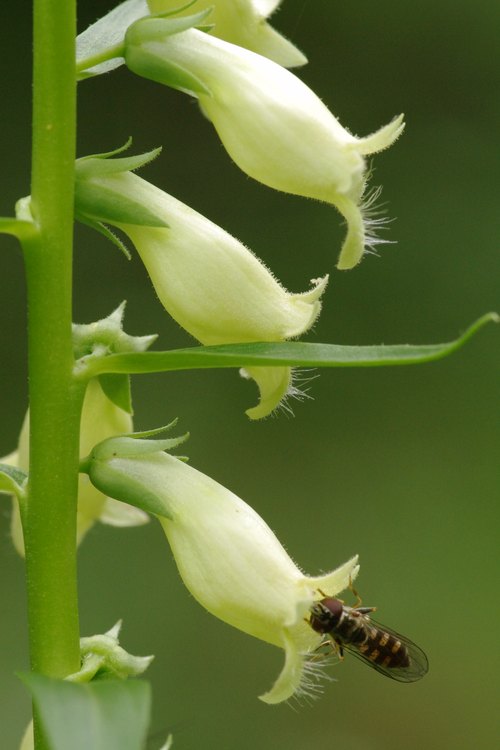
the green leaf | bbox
[82,313,498,378]
[20,673,151,750]
[99,374,133,414]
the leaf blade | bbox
[20,673,151,750]
[81,313,498,377]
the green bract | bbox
[124,21,404,269]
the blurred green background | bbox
[1,1,499,748]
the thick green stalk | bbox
[23,2,81,744]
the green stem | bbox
[76,43,125,76]
[24,0,80,745]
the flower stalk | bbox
[24,1,80,745]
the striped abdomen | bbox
[352,617,410,669]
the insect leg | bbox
[348,577,363,607]
[334,638,345,659]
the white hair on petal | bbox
[360,182,396,258]
[289,649,336,707]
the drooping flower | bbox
[146,0,307,67]
[75,167,328,419]
[4,379,148,556]
[124,20,404,269]
[87,433,360,703]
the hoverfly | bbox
[309,596,428,682]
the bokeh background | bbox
[1,1,499,748]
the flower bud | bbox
[87,437,360,703]
[69,620,154,683]
[124,21,404,269]
[77,169,327,418]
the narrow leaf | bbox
[83,313,498,378]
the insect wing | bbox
[345,619,429,683]
[333,615,429,682]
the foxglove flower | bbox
[124,21,404,269]
[87,434,360,703]
[76,168,327,419]
[4,379,147,556]
[147,0,307,67]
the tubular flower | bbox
[87,437,360,703]
[146,0,307,67]
[5,379,147,556]
[124,21,404,269]
[78,169,327,419]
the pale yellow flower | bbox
[79,170,327,418]
[125,21,404,269]
[88,438,360,703]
